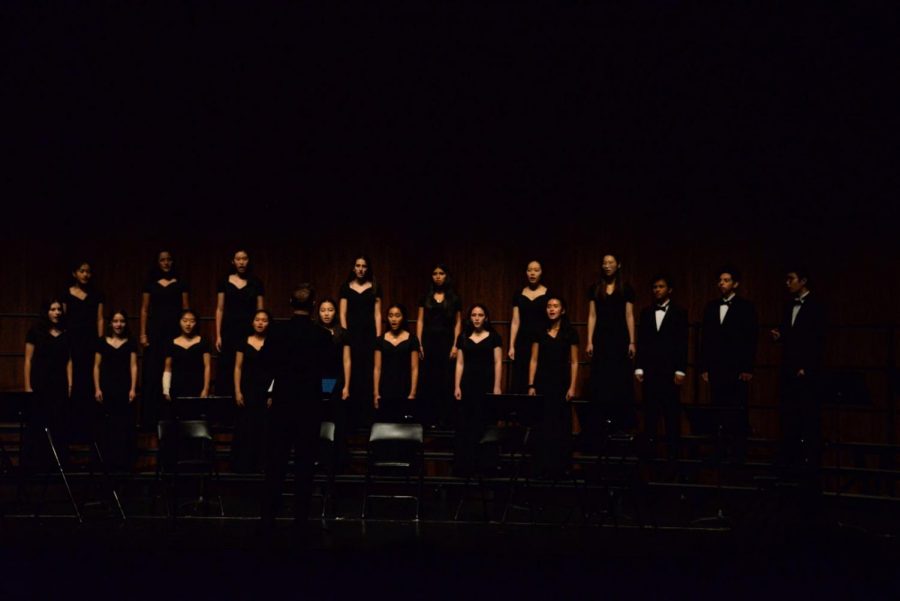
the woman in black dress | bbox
[317,298,352,468]
[23,298,72,469]
[232,309,271,473]
[93,310,138,470]
[139,250,190,429]
[215,248,265,396]
[416,263,462,428]
[339,255,381,426]
[528,296,579,478]
[373,303,419,422]
[63,260,104,441]
[163,309,211,410]
[586,253,636,433]
[453,304,502,475]
[508,260,551,393]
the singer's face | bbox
[319,302,336,325]
[546,299,564,321]
[718,273,738,297]
[432,268,447,287]
[785,272,807,296]
[526,262,542,284]
[354,259,368,280]
[470,307,486,329]
[652,280,671,302]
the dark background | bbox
[1,3,897,443]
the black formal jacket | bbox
[634,302,689,378]
[777,292,826,376]
[263,314,331,407]
[699,295,758,375]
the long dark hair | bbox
[594,253,624,300]
[315,297,346,336]
[104,310,133,338]
[345,254,376,286]
[423,262,459,315]
[545,296,575,338]
[462,303,497,337]
[36,296,67,335]
[147,249,181,282]
[384,303,409,333]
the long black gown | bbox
[340,281,381,426]
[231,339,269,472]
[374,333,420,422]
[141,277,188,429]
[96,337,137,470]
[510,288,550,393]
[24,326,70,469]
[418,293,460,427]
[454,331,501,474]
[586,283,636,432]
[216,274,264,396]
[63,288,103,441]
[533,327,579,477]
[322,326,351,468]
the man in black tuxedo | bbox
[699,267,758,462]
[771,268,826,471]
[260,283,332,534]
[634,274,688,460]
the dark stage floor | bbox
[2,508,899,598]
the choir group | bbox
[21,249,825,519]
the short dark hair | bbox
[650,273,674,289]
[786,266,810,285]
[717,265,741,283]
[290,284,315,311]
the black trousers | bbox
[778,372,821,470]
[642,374,681,459]
[262,400,321,523]
[708,370,749,461]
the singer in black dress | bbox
[508,260,550,394]
[232,310,271,473]
[317,298,352,469]
[453,304,503,475]
[93,311,138,470]
[374,304,419,422]
[528,297,579,477]
[63,261,104,441]
[215,249,265,396]
[586,254,636,433]
[23,298,72,469]
[164,310,211,414]
[339,255,381,427]
[416,264,462,428]
[139,250,190,429]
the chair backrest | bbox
[368,422,423,467]
[369,422,423,444]
[157,419,214,469]
[320,421,336,442]
[157,419,213,442]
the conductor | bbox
[260,283,331,532]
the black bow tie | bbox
[655,304,668,312]
[793,298,805,306]
[720,299,733,307]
